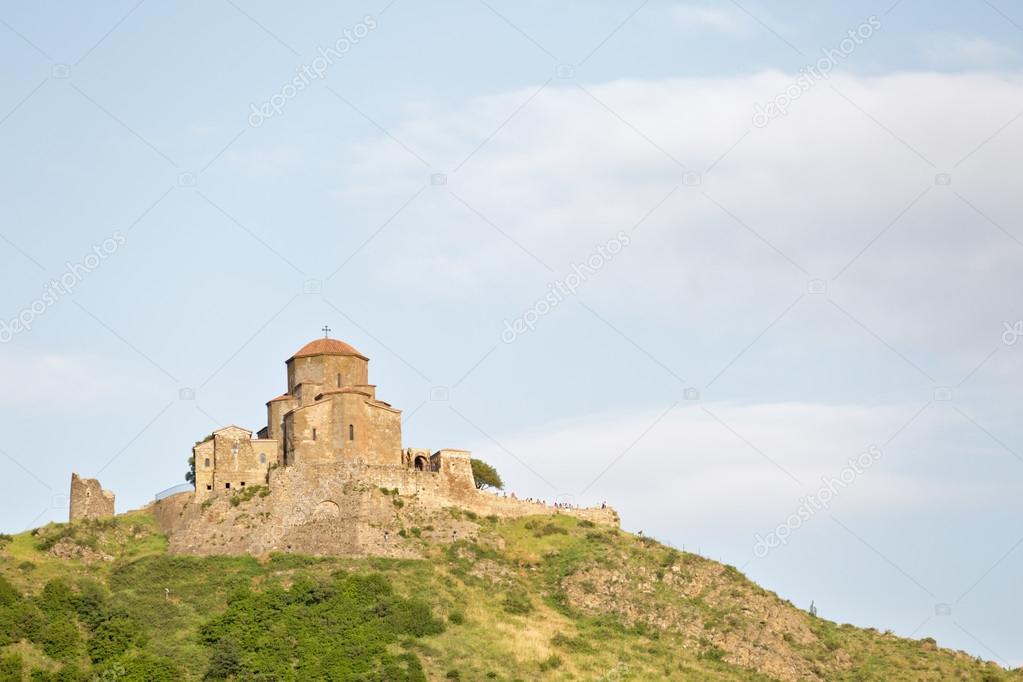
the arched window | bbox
[259,454,266,464]
[312,428,317,441]
[349,424,354,441]
[337,373,341,388]
[204,458,210,468]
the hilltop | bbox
[0,507,1017,681]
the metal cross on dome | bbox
[322,325,331,337]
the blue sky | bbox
[2,0,1022,667]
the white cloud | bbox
[337,71,1023,370]
[470,401,1017,545]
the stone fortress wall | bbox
[152,458,618,558]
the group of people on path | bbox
[494,490,607,510]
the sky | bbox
[1,0,1022,668]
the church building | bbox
[192,334,471,497]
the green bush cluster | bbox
[228,485,270,507]
[0,575,178,680]
[198,572,442,680]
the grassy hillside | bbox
[0,510,1016,681]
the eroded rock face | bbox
[48,537,114,564]
[561,556,843,682]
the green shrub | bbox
[533,523,567,537]
[448,611,465,625]
[0,653,22,681]
[502,590,534,615]
[697,642,726,662]
[228,485,269,508]
[205,638,242,679]
[116,652,181,681]
[39,579,76,616]
[551,632,594,653]
[0,576,19,608]
[539,654,563,672]
[41,619,81,661]
[386,597,444,638]
[88,615,144,663]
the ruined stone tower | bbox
[69,473,115,521]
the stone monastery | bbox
[192,336,474,498]
[71,335,617,557]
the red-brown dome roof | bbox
[289,337,366,361]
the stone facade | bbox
[192,336,478,501]
[69,473,115,521]
[193,426,277,495]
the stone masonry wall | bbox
[69,473,115,521]
[151,461,618,558]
